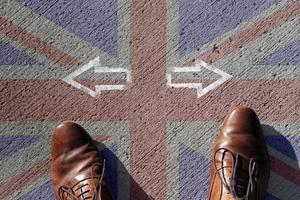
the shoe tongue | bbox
[233,169,249,197]
[216,151,250,198]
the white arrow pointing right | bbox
[166,59,232,97]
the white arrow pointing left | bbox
[63,57,131,97]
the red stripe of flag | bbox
[199,0,300,64]
[270,155,300,186]
[0,80,298,122]
[0,159,50,199]
[0,17,81,66]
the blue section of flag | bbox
[265,135,299,161]
[257,39,300,65]
[17,0,118,57]
[0,135,41,159]
[179,144,210,200]
[17,180,55,200]
[178,0,278,56]
[0,41,40,65]
[264,193,280,200]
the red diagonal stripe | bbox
[270,155,300,186]
[190,0,300,64]
[0,17,81,66]
[0,159,50,199]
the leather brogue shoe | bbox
[51,121,112,200]
[208,106,269,200]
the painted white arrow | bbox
[63,57,131,97]
[166,59,232,97]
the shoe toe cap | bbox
[221,105,262,137]
[215,106,268,159]
[51,121,93,158]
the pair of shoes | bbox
[51,106,269,200]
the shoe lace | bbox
[210,148,258,200]
[58,160,106,200]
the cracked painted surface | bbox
[0,0,299,199]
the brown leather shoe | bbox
[51,121,112,200]
[208,106,269,200]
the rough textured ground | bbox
[0,0,299,199]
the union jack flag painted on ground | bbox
[0,0,299,199]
